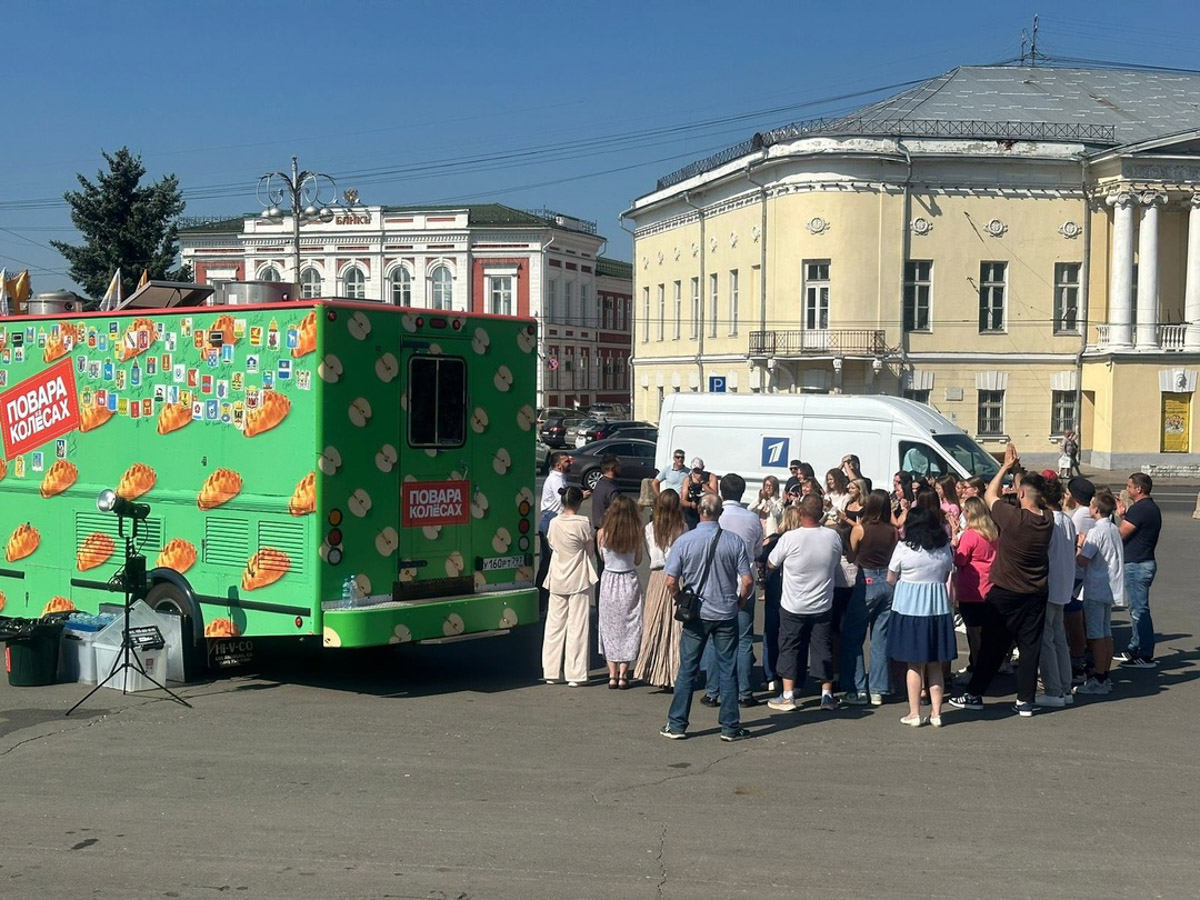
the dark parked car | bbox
[563,437,658,492]
[540,415,583,449]
[575,419,656,446]
[537,406,574,429]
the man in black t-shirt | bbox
[1117,473,1162,667]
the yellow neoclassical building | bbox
[623,65,1200,470]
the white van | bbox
[654,394,1000,490]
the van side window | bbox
[408,356,466,448]
[898,441,946,478]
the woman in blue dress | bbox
[887,506,957,727]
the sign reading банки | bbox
[0,359,79,460]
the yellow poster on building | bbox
[1161,393,1190,453]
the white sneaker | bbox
[765,680,779,693]
[869,693,885,706]
[1035,693,1067,708]
[900,713,928,727]
[767,694,797,712]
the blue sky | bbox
[3,1,1200,294]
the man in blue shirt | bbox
[699,473,765,707]
[660,493,755,742]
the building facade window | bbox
[431,265,453,310]
[641,287,650,342]
[657,284,665,341]
[580,285,590,326]
[1054,262,1081,333]
[344,266,366,300]
[673,281,682,340]
[709,273,719,337]
[389,267,411,306]
[903,388,931,405]
[729,269,739,335]
[260,266,281,282]
[903,260,932,332]
[565,281,575,325]
[489,275,513,316]
[548,280,558,323]
[1051,390,1077,436]
[977,389,1005,436]
[978,261,1007,332]
[300,267,322,298]
[804,260,830,330]
[690,277,700,339]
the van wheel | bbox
[583,468,603,491]
[145,582,206,681]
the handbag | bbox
[674,527,722,623]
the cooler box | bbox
[93,602,185,684]
[93,644,165,693]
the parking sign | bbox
[708,375,726,393]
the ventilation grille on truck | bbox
[75,513,164,556]
[258,520,306,577]
[203,517,250,568]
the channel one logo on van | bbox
[761,437,790,468]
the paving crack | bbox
[654,823,667,899]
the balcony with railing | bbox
[1089,323,1191,352]
[749,329,887,357]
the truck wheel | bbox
[145,582,206,681]
[583,468,603,491]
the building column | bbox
[1135,191,1165,350]
[1106,191,1136,349]
[1185,194,1200,351]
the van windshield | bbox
[934,433,1000,479]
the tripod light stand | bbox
[66,490,192,716]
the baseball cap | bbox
[690,457,705,470]
[1067,476,1095,505]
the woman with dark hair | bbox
[758,506,802,693]
[597,495,645,689]
[825,468,850,513]
[936,474,961,536]
[842,489,898,705]
[635,489,687,689]
[891,471,914,527]
[542,486,598,686]
[886,506,957,726]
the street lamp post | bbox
[257,157,356,287]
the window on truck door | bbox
[898,440,947,479]
[408,356,466,447]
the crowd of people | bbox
[535,443,1163,741]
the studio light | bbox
[96,488,150,521]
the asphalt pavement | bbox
[1,484,1198,899]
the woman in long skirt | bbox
[635,489,686,688]
[886,506,957,727]
[542,487,598,686]
[597,495,644,689]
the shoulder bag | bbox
[674,527,722,623]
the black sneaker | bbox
[720,727,751,742]
[948,693,983,710]
[738,696,760,708]
[659,725,686,740]
[699,695,720,708]
[1119,656,1157,669]
[1012,701,1036,717]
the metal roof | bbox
[656,65,1200,191]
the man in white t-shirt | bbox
[1075,489,1125,696]
[536,453,574,608]
[1037,478,1077,707]
[765,494,842,711]
[1064,476,1096,681]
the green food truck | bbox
[0,299,540,676]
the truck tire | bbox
[145,581,207,682]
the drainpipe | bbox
[683,192,706,392]
[1075,157,1093,456]
[619,216,636,412]
[897,140,913,396]
[746,150,770,393]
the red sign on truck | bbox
[0,359,79,460]
[402,480,470,527]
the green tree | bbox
[51,147,189,304]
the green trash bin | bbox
[5,621,64,687]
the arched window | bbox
[390,267,411,306]
[344,266,366,300]
[431,265,453,310]
[300,268,322,299]
[260,267,281,282]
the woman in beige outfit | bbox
[542,487,598,685]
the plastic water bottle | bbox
[340,576,355,610]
